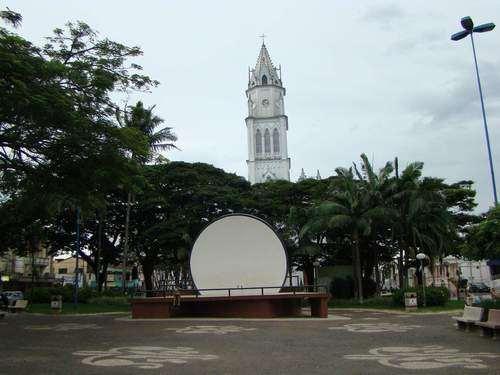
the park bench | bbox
[476,309,500,339]
[452,306,484,331]
[9,299,28,313]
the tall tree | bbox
[302,166,385,303]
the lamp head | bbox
[416,253,427,260]
[461,16,474,31]
[451,30,470,41]
[473,23,495,33]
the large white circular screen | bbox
[190,215,287,296]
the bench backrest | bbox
[486,309,500,323]
[463,306,483,321]
[14,299,28,309]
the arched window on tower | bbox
[262,75,268,85]
[255,129,262,155]
[264,129,271,154]
[273,128,280,154]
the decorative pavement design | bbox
[73,346,218,369]
[165,325,256,335]
[344,346,499,370]
[328,314,352,321]
[25,323,101,331]
[329,322,421,333]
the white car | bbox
[2,291,24,305]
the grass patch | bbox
[329,296,399,310]
[414,299,464,313]
[329,297,464,312]
[27,303,130,315]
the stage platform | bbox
[131,292,329,319]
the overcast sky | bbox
[8,0,500,212]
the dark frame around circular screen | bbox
[189,214,288,296]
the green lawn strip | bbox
[27,303,131,315]
[412,300,464,313]
[328,298,464,313]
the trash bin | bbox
[51,295,62,314]
[404,292,418,311]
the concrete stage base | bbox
[131,293,329,319]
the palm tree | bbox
[302,166,385,303]
[117,101,178,164]
[1,8,22,28]
[116,101,178,292]
[391,161,451,288]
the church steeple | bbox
[248,43,282,88]
[245,41,290,185]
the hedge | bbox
[478,299,500,310]
[392,286,449,307]
[87,296,129,305]
[27,286,121,303]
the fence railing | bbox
[133,284,328,298]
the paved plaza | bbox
[1,309,499,374]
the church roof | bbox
[249,43,282,88]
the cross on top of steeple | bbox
[259,33,266,45]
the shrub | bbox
[478,299,500,310]
[330,277,354,299]
[28,286,74,303]
[392,286,449,307]
[78,287,99,303]
[29,287,52,303]
[361,296,393,307]
[100,288,124,297]
[362,278,377,298]
[88,296,129,305]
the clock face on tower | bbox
[261,98,269,107]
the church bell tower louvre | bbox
[246,41,290,184]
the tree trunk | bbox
[303,258,314,289]
[353,231,363,303]
[96,213,102,292]
[398,248,404,289]
[98,263,108,292]
[142,260,154,295]
[122,191,131,293]
[374,253,381,296]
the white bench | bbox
[452,306,484,331]
[477,309,500,339]
[9,299,28,313]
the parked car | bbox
[466,282,492,305]
[467,282,490,293]
[1,291,24,305]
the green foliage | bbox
[87,296,129,305]
[462,205,500,260]
[0,12,157,260]
[27,286,126,304]
[328,296,396,309]
[478,299,500,310]
[330,277,355,299]
[392,286,449,307]
[28,286,74,303]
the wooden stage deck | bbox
[131,292,330,319]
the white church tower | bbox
[246,42,290,184]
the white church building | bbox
[246,43,291,184]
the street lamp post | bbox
[416,253,427,307]
[451,17,497,205]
